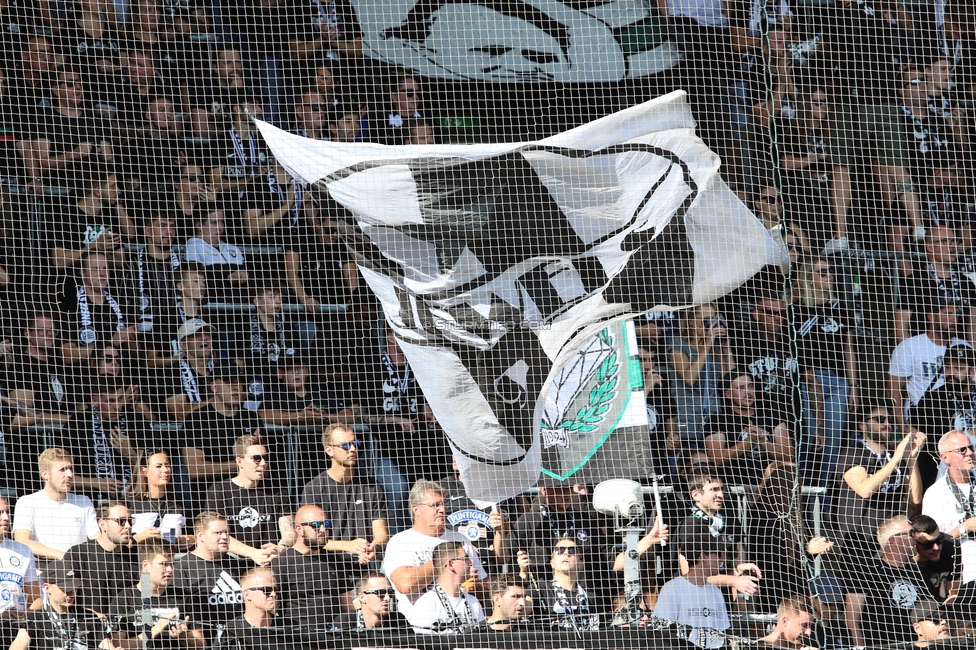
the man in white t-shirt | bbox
[410,541,485,633]
[382,480,486,622]
[921,430,976,583]
[654,531,732,648]
[888,302,970,429]
[0,497,39,616]
[12,448,99,568]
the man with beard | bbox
[270,505,345,628]
[485,576,528,631]
[410,541,485,633]
[834,404,926,557]
[912,345,976,488]
[63,501,139,616]
[910,515,959,604]
[922,431,976,586]
[223,567,301,650]
[335,574,405,630]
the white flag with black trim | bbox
[255,91,786,505]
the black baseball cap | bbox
[43,561,82,591]
[945,345,976,367]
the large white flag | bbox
[255,91,785,505]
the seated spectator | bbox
[6,311,72,435]
[270,504,345,627]
[921,150,971,248]
[911,515,959,603]
[888,300,969,430]
[153,318,215,421]
[809,574,851,649]
[382,480,487,623]
[335,573,404,630]
[12,448,99,567]
[63,500,138,616]
[186,46,249,139]
[81,343,153,423]
[204,98,270,200]
[127,449,193,548]
[122,94,185,188]
[845,516,941,647]
[46,168,128,271]
[107,538,206,650]
[58,250,139,367]
[404,119,436,145]
[258,354,351,430]
[183,205,249,301]
[377,75,423,145]
[291,89,331,140]
[224,567,301,650]
[921,431,976,584]
[284,209,357,312]
[300,424,388,581]
[484,575,528,631]
[911,602,951,647]
[910,345,976,488]
[667,303,734,446]
[410,541,486,634]
[234,280,296,402]
[0,497,39,625]
[8,561,104,650]
[329,104,363,143]
[703,372,792,487]
[757,595,815,648]
[173,165,217,221]
[518,537,599,632]
[172,511,248,637]
[654,531,731,649]
[202,434,291,551]
[832,404,925,558]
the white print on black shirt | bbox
[229,507,269,529]
[208,572,243,606]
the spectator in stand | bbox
[751,184,784,232]
[0,498,39,628]
[205,98,272,201]
[519,537,600,631]
[410,541,486,634]
[6,311,72,435]
[383,480,487,623]
[291,89,331,140]
[911,514,959,604]
[9,36,56,135]
[183,204,249,301]
[911,602,951,647]
[378,75,423,145]
[300,424,388,584]
[888,301,970,430]
[8,561,105,650]
[923,57,966,147]
[186,46,249,138]
[667,302,734,446]
[910,345,976,488]
[832,404,925,557]
[258,353,352,431]
[756,595,815,649]
[58,250,139,367]
[845,515,941,647]
[921,431,976,585]
[107,538,206,650]
[172,511,248,638]
[203,434,292,552]
[896,226,975,343]
[654,529,732,649]
[236,159,300,282]
[329,104,364,143]
[12,448,99,568]
[270,504,345,628]
[224,567,301,650]
[45,168,129,271]
[484,575,528,631]
[62,500,138,616]
[795,256,857,487]
[336,573,405,630]
[173,165,217,221]
[284,206,357,312]
[436,455,510,572]
[405,120,436,145]
[127,449,194,548]
[703,371,793,487]
[154,318,215,421]
[233,280,296,404]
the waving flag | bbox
[255,91,785,505]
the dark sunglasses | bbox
[247,586,276,595]
[58,79,81,87]
[869,414,889,424]
[104,354,122,362]
[554,546,578,556]
[299,520,332,530]
[762,195,782,205]
[815,267,832,276]
[400,89,417,98]
[361,589,394,597]
[103,517,134,527]
[248,454,268,463]
[181,174,203,182]
[332,440,363,452]
[916,534,944,550]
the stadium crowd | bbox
[0,0,975,648]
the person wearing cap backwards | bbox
[911,344,976,490]
[155,317,216,422]
[9,560,105,650]
[910,601,951,647]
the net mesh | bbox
[0,0,972,648]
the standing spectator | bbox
[888,301,970,430]
[378,75,423,145]
[921,431,976,585]
[795,257,857,487]
[382,480,487,623]
[153,318,215,421]
[7,561,105,650]
[258,354,352,431]
[202,434,291,551]
[484,576,528,631]
[300,424,388,578]
[410,541,485,634]
[0,497,39,623]
[62,500,138,616]
[186,46,249,138]
[12,448,99,567]
[335,573,404,630]
[46,168,127,271]
[667,303,734,446]
[233,280,296,404]
[832,404,925,557]
[223,567,301,649]
[518,538,599,632]
[284,209,357,312]
[757,595,815,648]
[122,95,185,188]
[329,104,363,143]
[173,165,217,221]
[291,89,331,140]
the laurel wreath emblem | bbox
[551,328,619,435]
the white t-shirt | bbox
[0,538,38,614]
[11,491,98,554]
[922,475,976,583]
[381,528,487,622]
[889,335,970,413]
[654,576,730,649]
[410,586,485,633]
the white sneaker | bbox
[912,226,927,243]
[823,236,849,255]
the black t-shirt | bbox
[121,134,184,188]
[289,222,351,305]
[42,199,123,254]
[702,408,771,487]
[17,608,108,650]
[203,479,286,548]
[145,357,213,420]
[856,555,939,646]
[270,548,345,625]
[181,405,261,464]
[910,384,976,489]
[221,615,303,650]
[233,314,297,396]
[510,503,611,581]
[795,300,852,375]
[733,326,800,425]
[7,349,71,414]
[902,263,976,323]
[58,277,135,351]
[107,587,195,650]
[124,249,183,354]
[917,536,960,603]
[172,553,248,628]
[57,407,151,499]
[30,107,113,187]
[831,439,909,547]
[299,472,387,544]
[63,539,139,616]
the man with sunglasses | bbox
[62,500,137,617]
[224,567,301,649]
[910,515,958,603]
[301,425,388,576]
[922,430,976,585]
[335,573,405,630]
[521,537,600,631]
[410,541,485,633]
[9,560,106,650]
[911,345,976,489]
